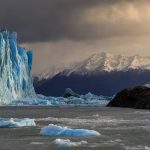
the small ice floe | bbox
[40,124,100,136]
[0,118,36,128]
[145,146,150,150]
[54,139,88,147]
[144,84,150,88]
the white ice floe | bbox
[54,139,88,147]
[40,124,100,136]
[144,84,150,88]
[125,146,150,150]
[0,118,36,128]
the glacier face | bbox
[0,29,35,104]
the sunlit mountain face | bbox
[35,52,150,79]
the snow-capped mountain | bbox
[83,52,150,71]
[36,52,150,79]
[34,52,150,97]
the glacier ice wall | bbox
[0,29,35,104]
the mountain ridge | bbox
[35,52,150,80]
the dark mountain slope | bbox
[34,70,150,96]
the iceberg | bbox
[0,118,36,128]
[54,139,88,147]
[40,124,100,136]
[0,29,35,105]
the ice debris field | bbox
[10,92,111,106]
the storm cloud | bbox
[0,0,150,42]
[0,0,150,74]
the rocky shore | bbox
[107,85,150,109]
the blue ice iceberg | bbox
[0,29,35,104]
[40,124,100,136]
[0,118,36,128]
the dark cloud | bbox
[0,0,149,43]
[0,0,148,74]
[0,0,103,42]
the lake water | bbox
[0,106,150,150]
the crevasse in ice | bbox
[0,29,35,104]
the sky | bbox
[0,0,150,74]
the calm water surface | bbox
[0,106,150,150]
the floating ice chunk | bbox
[125,146,150,150]
[145,146,150,150]
[144,84,150,88]
[40,124,100,136]
[54,139,88,147]
[0,118,36,128]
